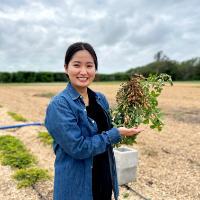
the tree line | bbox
[0,72,68,83]
[127,58,200,81]
[0,54,200,83]
[0,71,130,83]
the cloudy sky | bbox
[0,0,200,73]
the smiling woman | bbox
[45,42,144,200]
[64,50,96,106]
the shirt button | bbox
[84,108,86,112]
[92,120,95,123]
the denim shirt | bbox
[45,82,121,200]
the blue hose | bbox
[0,122,44,130]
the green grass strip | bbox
[38,132,53,145]
[7,111,27,122]
[2,151,37,169]
[0,135,26,152]
[0,135,50,188]
[0,135,37,168]
[34,92,55,98]
[13,168,50,188]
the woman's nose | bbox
[80,66,87,74]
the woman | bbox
[45,42,144,200]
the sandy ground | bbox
[0,82,200,200]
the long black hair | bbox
[64,42,98,70]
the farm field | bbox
[0,82,200,200]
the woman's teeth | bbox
[78,77,88,81]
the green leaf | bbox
[143,119,149,124]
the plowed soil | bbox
[0,82,199,200]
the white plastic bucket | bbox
[114,146,138,185]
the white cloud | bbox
[0,0,200,73]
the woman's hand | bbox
[118,127,144,136]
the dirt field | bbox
[0,82,200,200]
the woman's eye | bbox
[87,65,93,68]
[73,64,80,67]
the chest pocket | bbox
[87,116,98,134]
[77,109,98,137]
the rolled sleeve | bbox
[105,127,121,144]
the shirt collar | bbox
[65,82,81,100]
[65,82,101,101]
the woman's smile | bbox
[77,77,89,82]
[65,50,96,92]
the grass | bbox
[2,151,36,169]
[0,135,27,152]
[0,135,37,168]
[33,92,55,98]
[7,111,27,122]
[0,135,50,188]
[123,192,129,198]
[13,168,50,188]
[38,132,53,145]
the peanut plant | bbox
[112,73,173,145]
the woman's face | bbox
[65,50,96,91]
